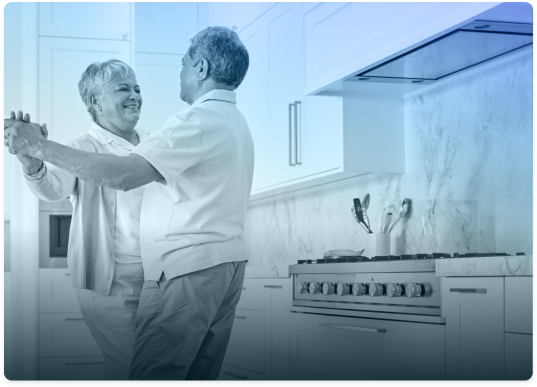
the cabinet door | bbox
[266,3,305,184]
[290,311,445,380]
[237,19,271,191]
[39,2,131,40]
[39,313,101,358]
[505,333,533,380]
[262,279,291,380]
[134,53,190,133]
[39,269,80,313]
[303,2,499,93]
[442,277,504,380]
[38,38,131,144]
[135,3,197,55]
[237,2,277,31]
[39,357,104,380]
[505,276,532,335]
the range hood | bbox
[349,20,532,85]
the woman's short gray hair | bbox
[189,26,249,88]
[78,59,136,122]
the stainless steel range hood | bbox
[349,21,532,85]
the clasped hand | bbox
[4,111,48,156]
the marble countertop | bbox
[436,255,532,277]
[245,264,290,278]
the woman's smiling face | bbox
[99,74,142,132]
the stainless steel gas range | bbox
[289,252,520,323]
[288,252,525,380]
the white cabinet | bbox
[303,2,499,94]
[220,278,291,380]
[38,37,131,144]
[237,2,276,31]
[442,277,505,380]
[134,3,197,55]
[39,357,105,381]
[238,3,404,198]
[505,333,533,380]
[39,2,131,41]
[290,312,445,380]
[38,269,103,380]
[38,269,80,313]
[505,276,532,334]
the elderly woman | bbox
[14,59,146,380]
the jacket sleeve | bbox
[25,163,77,201]
[24,138,84,201]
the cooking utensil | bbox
[351,206,370,233]
[362,193,370,230]
[352,198,372,233]
[380,205,396,233]
[387,198,412,233]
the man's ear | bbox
[196,58,210,81]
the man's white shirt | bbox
[132,89,255,281]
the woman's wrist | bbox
[20,156,44,175]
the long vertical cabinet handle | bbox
[289,103,296,166]
[295,101,302,165]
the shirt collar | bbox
[191,89,237,108]
[88,122,147,149]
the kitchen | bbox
[3,1,532,381]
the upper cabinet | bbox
[236,3,404,198]
[303,2,500,94]
[237,2,277,31]
[38,2,132,40]
[134,3,198,55]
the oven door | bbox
[39,211,72,269]
[290,311,446,380]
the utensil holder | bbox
[366,233,390,257]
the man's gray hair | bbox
[78,59,136,122]
[189,26,249,88]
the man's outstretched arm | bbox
[4,119,162,191]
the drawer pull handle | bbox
[65,362,104,366]
[264,285,283,289]
[65,318,84,321]
[319,323,386,333]
[223,371,247,379]
[450,288,487,293]
[65,273,70,276]
[242,287,246,290]
[235,315,246,320]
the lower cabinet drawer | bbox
[290,312,446,380]
[223,308,266,375]
[505,276,532,334]
[218,363,267,380]
[39,313,101,357]
[39,357,104,380]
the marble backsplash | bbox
[242,54,533,266]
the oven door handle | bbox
[319,323,386,333]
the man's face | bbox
[180,48,197,105]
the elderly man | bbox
[5,26,253,380]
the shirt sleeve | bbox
[25,163,77,201]
[131,115,204,185]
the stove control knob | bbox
[336,283,350,296]
[322,283,335,295]
[387,283,403,297]
[351,283,367,296]
[405,283,422,298]
[308,282,321,294]
[422,283,433,297]
[369,283,384,297]
[298,282,308,293]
